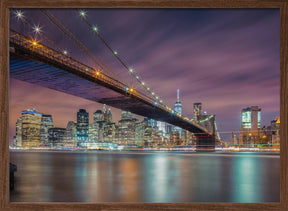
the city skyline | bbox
[9,9,280,143]
[11,104,280,148]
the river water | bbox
[9,151,280,203]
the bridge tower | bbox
[195,111,216,151]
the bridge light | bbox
[63,50,68,55]
[129,68,133,73]
[147,87,150,91]
[136,76,139,80]
[33,25,41,34]
[114,51,118,55]
[130,88,134,92]
[141,82,145,85]
[156,96,159,99]
[79,10,86,18]
[160,100,163,103]
[125,87,129,91]
[152,92,155,96]
[92,26,98,32]
[15,10,24,20]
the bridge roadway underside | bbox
[10,51,215,150]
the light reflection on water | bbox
[9,151,279,203]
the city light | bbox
[130,88,134,92]
[63,50,68,55]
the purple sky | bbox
[9,9,280,142]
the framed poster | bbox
[1,0,287,210]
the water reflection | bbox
[9,151,279,203]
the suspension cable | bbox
[76,9,165,105]
[40,9,118,79]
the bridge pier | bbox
[196,134,215,151]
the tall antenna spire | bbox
[177,89,180,102]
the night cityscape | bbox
[10,102,280,151]
[9,8,280,203]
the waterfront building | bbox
[64,121,77,148]
[170,131,181,146]
[48,127,65,148]
[76,109,89,147]
[143,126,153,146]
[40,114,54,146]
[21,109,43,148]
[135,121,146,146]
[15,117,22,147]
[239,106,261,146]
[261,117,280,147]
[118,111,137,145]
[231,132,238,146]
[88,122,99,143]
[157,121,166,135]
[103,123,116,143]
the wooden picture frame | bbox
[1,0,287,210]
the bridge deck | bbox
[9,31,209,136]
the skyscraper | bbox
[157,121,166,135]
[21,109,43,148]
[48,127,66,148]
[88,122,99,143]
[118,111,137,145]
[174,89,182,115]
[240,106,261,145]
[93,110,104,122]
[107,109,113,123]
[40,114,54,146]
[174,89,182,135]
[64,121,77,148]
[77,109,89,147]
